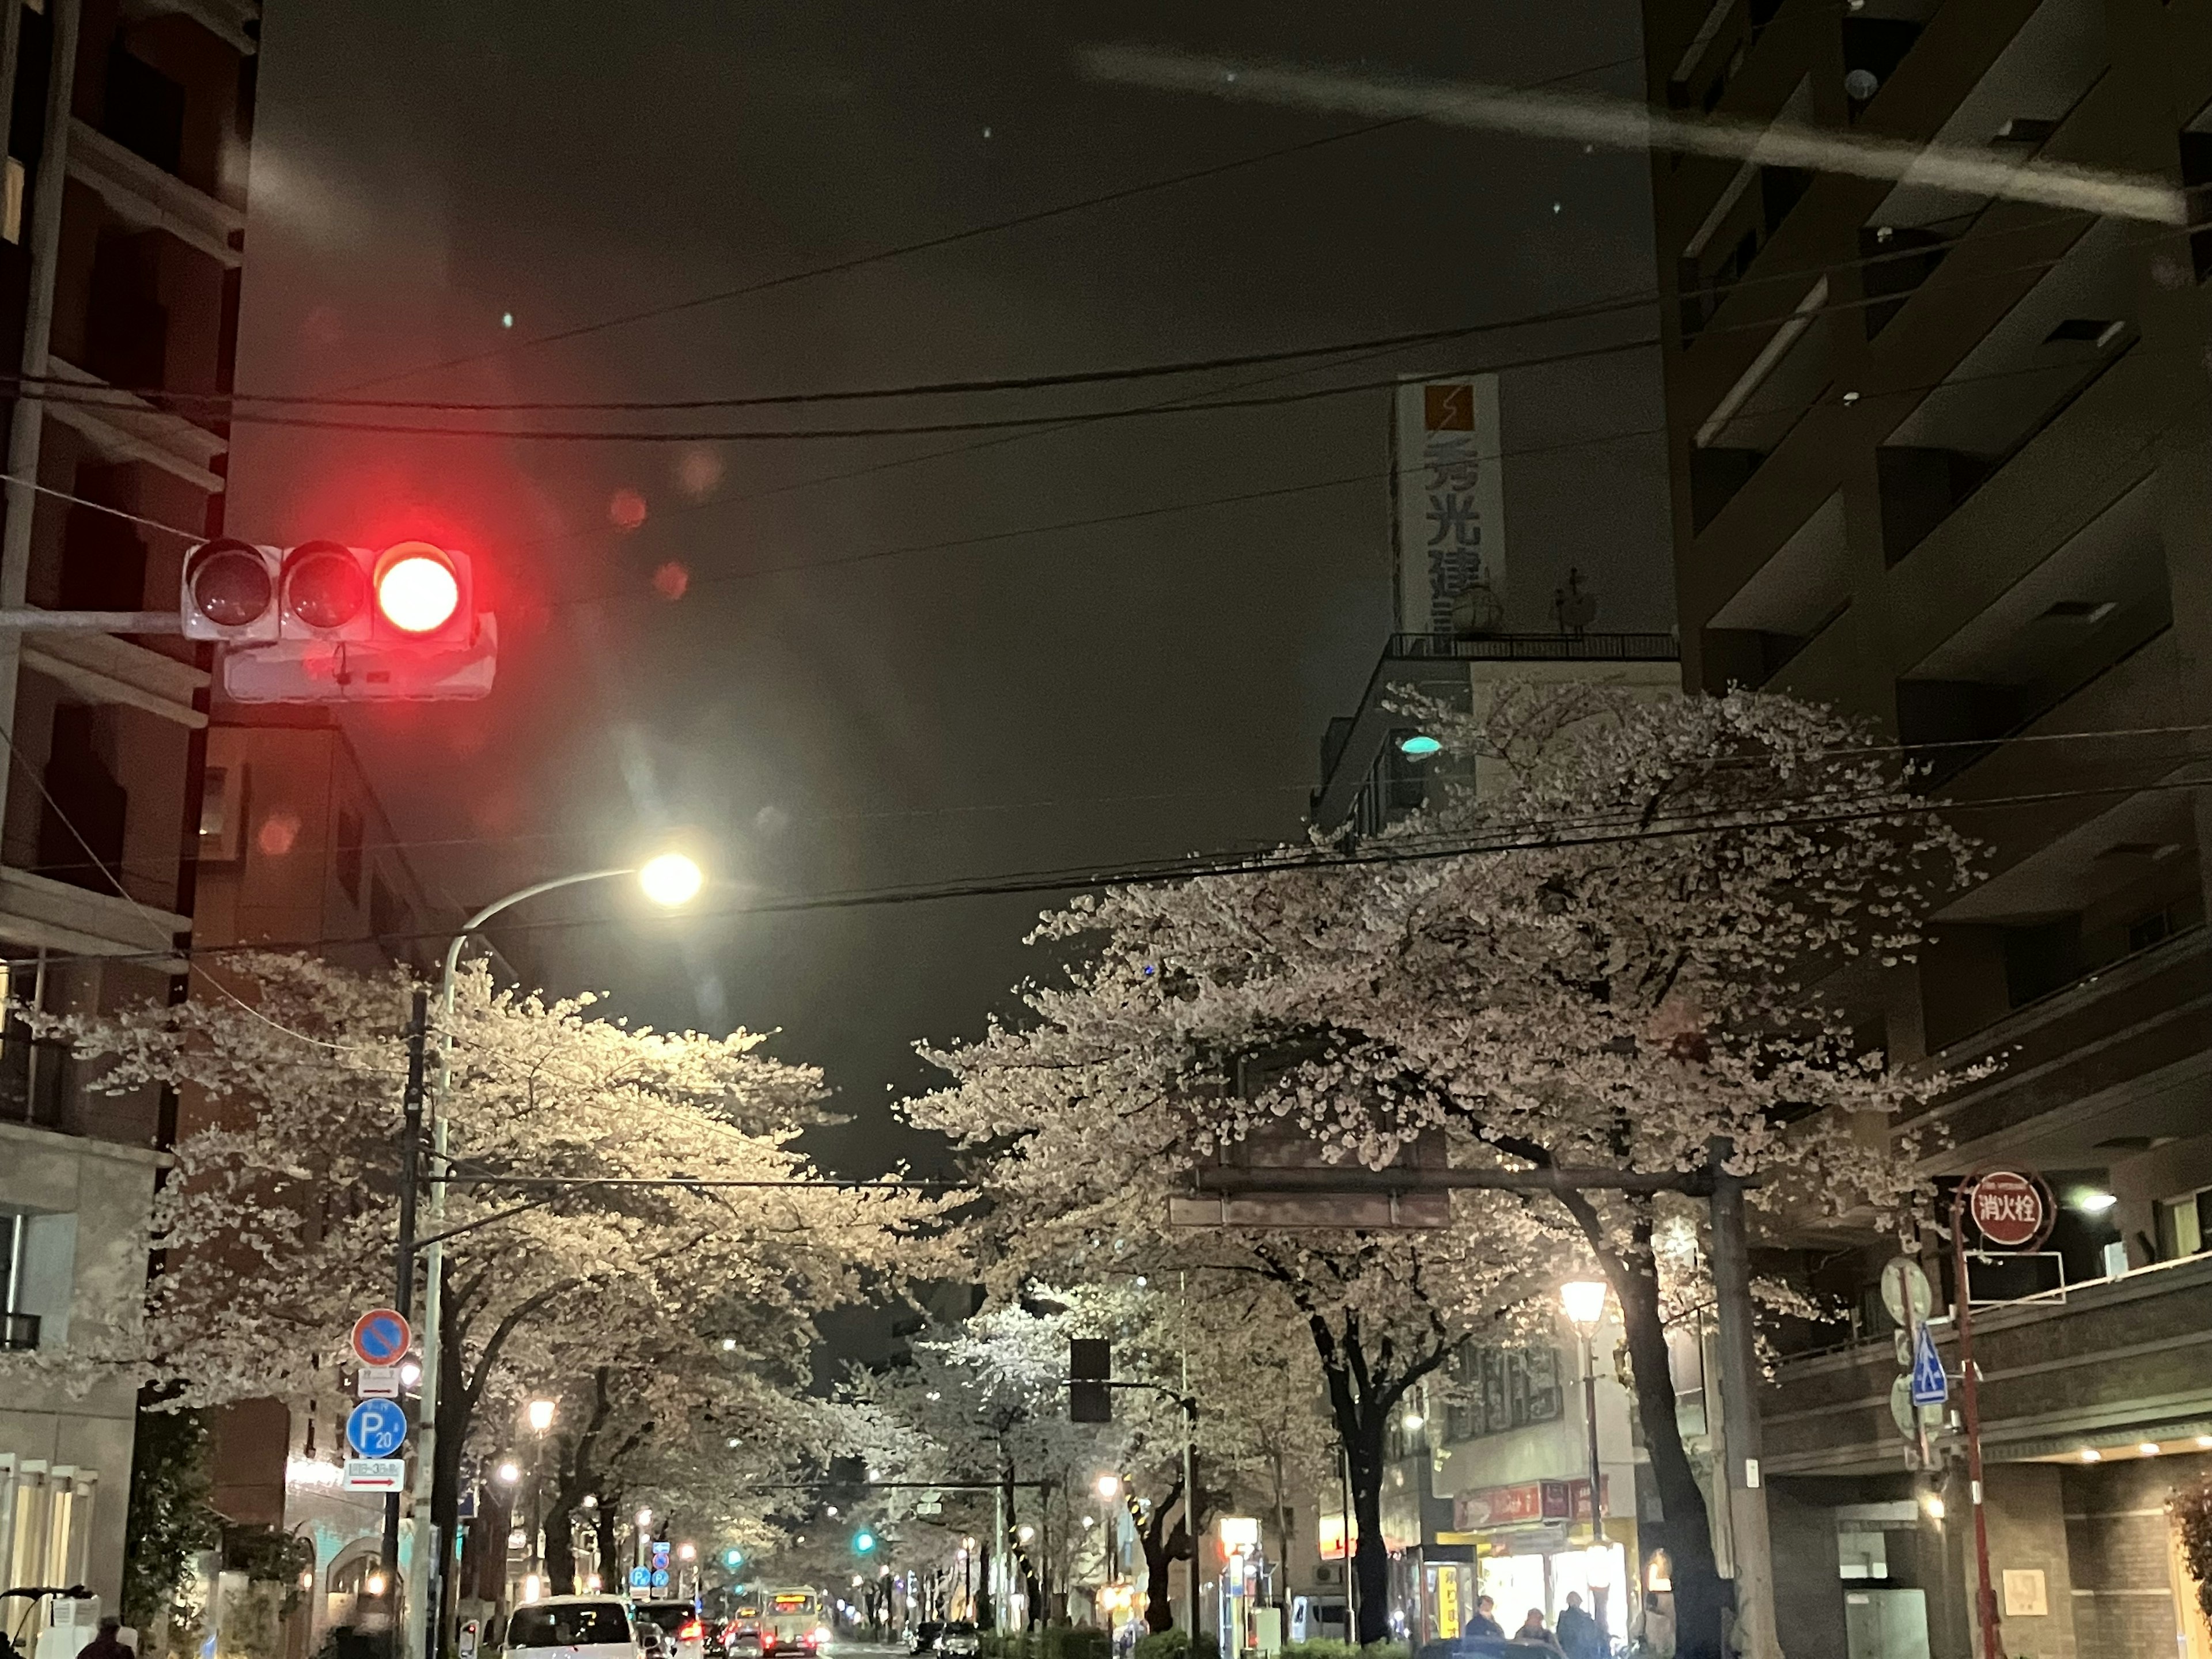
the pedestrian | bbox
[1556,1593,1604,1659]
[1630,1591,1675,1659]
[80,1619,134,1659]
[1467,1597,1505,1641]
[1516,1609,1556,1648]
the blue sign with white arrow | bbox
[347,1397,409,1459]
[1910,1323,1949,1407]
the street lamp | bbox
[528,1399,556,1434]
[404,855,705,1659]
[1094,1474,1120,1499]
[1561,1281,1610,1547]
[495,1461,521,1485]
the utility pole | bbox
[384,990,429,1628]
[1707,1138,1781,1659]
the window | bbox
[509,1603,633,1647]
[336,809,363,904]
[2155,1189,2212,1261]
[1444,1343,1562,1442]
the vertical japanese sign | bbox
[1393,376,1506,636]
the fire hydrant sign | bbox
[1968,1171,2046,1249]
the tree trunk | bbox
[1138,1483,1186,1633]
[594,1501,621,1589]
[1345,1416,1391,1647]
[543,1498,578,1594]
[1612,1246,1725,1659]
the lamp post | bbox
[527,1399,556,1594]
[1561,1281,1609,1548]
[403,854,704,1659]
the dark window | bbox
[2180,131,2212,285]
[103,44,187,175]
[1760,166,1812,234]
[2127,906,2179,954]
[1841,18,1923,109]
[335,809,363,903]
[0,955,63,1128]
[84,228,168,391]
[58,463,147,610]
[1859,225,1949,338]
[507,1604,634,1649]
[1448,1343,1564,1442]
[370,873,411,945]
[2002,916,2082,1008]
[1877,446,1990,565]
[39,704,127,895]
[1691,446,1764,533]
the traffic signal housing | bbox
[181,537,496,702]
[1070,1339,1112,1423]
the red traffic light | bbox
[180,536,495,703]
[374,542,463,635]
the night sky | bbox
[224,2,1674,1177]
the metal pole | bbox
[1183,1403,1199,1646]
[407,870,639,1659]
[382,991,429,1627]
[1581,1328,1604,1547]
[1952,1188,2002,1659]
[1707,1138,1780,1659]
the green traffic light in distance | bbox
[724,1550,743,1569]
[853,1531,876,1554]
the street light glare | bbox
[1560,1279,1609,1329]
[639,852,704,907]
[495,1460,521,1484]
[527,1398,556,1433]
[1096,1474,1122,1499]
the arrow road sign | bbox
[343,1457,407,1491]
[347,1397,409,1459]
[352,1308,412,1366]
[1911,1322,1949,1407]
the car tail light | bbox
[681,1623,703,1641]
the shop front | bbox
[1443,1479,1637,1645]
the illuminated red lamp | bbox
[373,541,465,636]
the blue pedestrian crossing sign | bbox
[1910,1323,1949,1407]
[347,1397,409,1459]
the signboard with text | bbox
[1393,376,1506,638]
[1967,1171,2050,1249]
[1452,1477,1607,1532]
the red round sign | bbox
[1968,1171,2046,1249]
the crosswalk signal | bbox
[181,536,497,702]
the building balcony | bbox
[122,0,262,55]
[42,358,227,493]
[1764,1252,2212,1476]
[0,863,189,964]
[66,119,245,270]
[19,624,209,729]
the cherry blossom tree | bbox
[910,685,1975,1657]
[49,955,942,1620]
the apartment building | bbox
[1641,1,2212,1656]
[0,0,256,1634]
[188,709,441,1656]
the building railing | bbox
[1384,631,1681,663]
[0,1312,41,1351]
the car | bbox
[724,1633,763,1659]
[907,1623,942,1656]
[636,1601,710,1659]
[505,1597,646,1659]
[938,1623,980,1658]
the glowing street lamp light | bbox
[1560,1281,1609,1547]
[639,852,704,908]
[679,1543,698,1562]
[1095,1474,1121,1499]
[527,1399,556,1434]
[637,1507,654,1527]
[495,1461,521,1485]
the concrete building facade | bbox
[0,0,256,1639]
[1638,0,2212,1655]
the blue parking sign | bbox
[630,1569,652,1590]
[347,1397,408,1459]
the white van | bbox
[506,1597,644,1659]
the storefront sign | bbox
[1453,1478,1609,1532]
